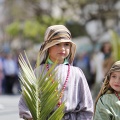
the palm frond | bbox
[110,30,120,60]
[19,52,65,120]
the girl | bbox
[94,61,120,120]
[19,25,93,120]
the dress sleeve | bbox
[94,97,113,120]
[18,95,33,119]
[76,68,94,120]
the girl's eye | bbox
[65,43,70,46]
[56,44,60,46]
[55,43,70,46]
[111,75,116,78]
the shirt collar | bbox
[47,57,69,65]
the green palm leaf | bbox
[110,30,120,60]
[19,52,65,120]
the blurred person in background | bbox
[0,56,4,94]
[73,52,93,89]
[91,41,115,100]
[0,57,4,109]
[3,52,19,94]
[101,41,115,77]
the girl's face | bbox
[48,42,71,64]
[103,43,111,53]
[109,71,120,93]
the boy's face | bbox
[48,42,71,64]
[109,71,120,93]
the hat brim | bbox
[40,39,76,64]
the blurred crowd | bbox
[0,41,115,99]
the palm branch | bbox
[110,30,120,60]
[18,52,65,120]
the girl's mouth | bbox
[114,84,120,87]
[58,53,65,55]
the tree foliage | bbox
[3,0,120,44]
[5,16,65,43]
[5,21,21,37]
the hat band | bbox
[50,37,71,41]
[46,31,71,41]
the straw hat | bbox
[39,25,76,64]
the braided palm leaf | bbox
[19,52,65,120]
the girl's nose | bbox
[60,45,65,50]
[115,78,120,83]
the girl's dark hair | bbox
[100,41,112,53]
